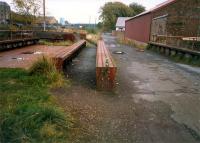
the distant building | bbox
[60,18,65,25]
[36,16,58,25]
[115,17,131,31]
[0,1,11,24]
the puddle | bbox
[12,57,24,61]
[34,51,43,55]
[113,51,125,54]
[133,93,156,103]
[22,51,43,55]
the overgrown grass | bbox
[0,57,73,143]
[29,56,65,88]
[39,40,73,46]
[117,37,147,50]
[86,33,101,45]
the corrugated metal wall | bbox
[125,13,152,43]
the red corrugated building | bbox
[125,0,177,43]
[125,0,200,50]
[125,11,152,43]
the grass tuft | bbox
[29,56,65,88]
[117,37,147,50]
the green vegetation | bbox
[39,40,73,46]
[0,57,73,143]
[86,33,101,45]
[85,28,98,34]
[129,2,145,16]
[29,56,66,88]
[12,0,40,25]
[100,2,145,31]
[117,37,147,50]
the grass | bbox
[117,37,147,50]
[39,40,73,46]
[0,57,73,143]
[29,56,66,88]
[86,33,101,45]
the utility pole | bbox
[43,0,46,31]
[89,16,91,29]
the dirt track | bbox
[55,33,200,143]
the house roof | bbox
[116,17,132,27]
[126,0,176,22]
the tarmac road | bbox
[56,33,200,143]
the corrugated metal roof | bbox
[126,0,176,22]
[150,0,176,11]
[116,17,132,27]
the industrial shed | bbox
[125,0,200,50]
[125,11,152,43]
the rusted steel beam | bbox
[0,38,39,51]
[53,40,86,70]
[96,40,117,91]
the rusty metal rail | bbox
[53,40,86,70]
[0,38,39,51]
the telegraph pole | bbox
[43,0,46,31]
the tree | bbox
[100,2,133,31]
[12,0,41,25]
[129,2,145,16]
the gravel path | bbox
[55,33,200,143]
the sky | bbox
[3,0,166,23]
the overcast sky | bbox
[4,0,166,23]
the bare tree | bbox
[12,0,41,25]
